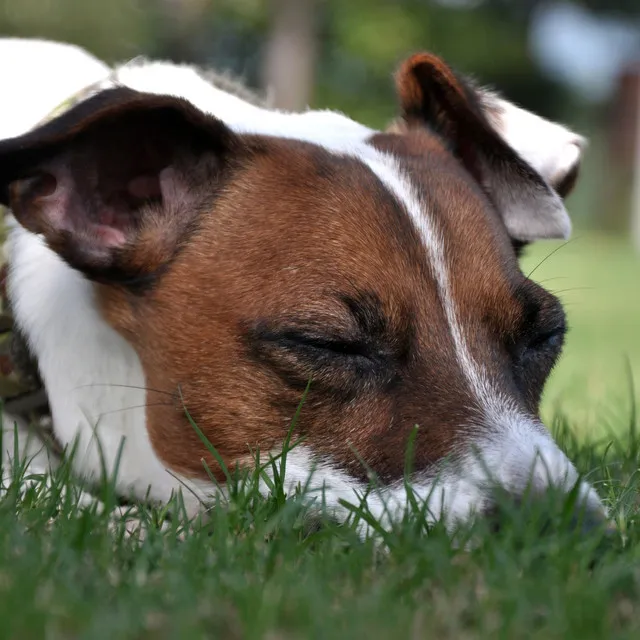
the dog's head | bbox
[0,52,604,530]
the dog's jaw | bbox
[270,429,604,536]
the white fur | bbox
[0,39,110,139]
[1,38,606,532]
[113,60,375,145]
[5,218,207,514]
[250,431,603,536]
[469,92,582,241]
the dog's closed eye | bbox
[245,318,401,395]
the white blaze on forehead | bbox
[327,142,511,424]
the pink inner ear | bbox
[158,166,181,202]
[127,174,162,200]
[11,168,130,252]
[10,163,187,263]
[92,224,127,248]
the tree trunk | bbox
[631,69,640,252]
[158,0,210,62]
[262,0,318,111]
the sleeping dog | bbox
[0,38,605,533]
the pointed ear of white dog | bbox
[481,91,585,201]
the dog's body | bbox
[0,38,606,533]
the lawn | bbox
[0,231,639,639]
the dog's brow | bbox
[340,292,389,337]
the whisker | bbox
[75,383,176,398]
[550,287,595,295]
[97,401,176,417]
[526,237,580,280]
[536,276,569,285]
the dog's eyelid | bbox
[254,324,364,349]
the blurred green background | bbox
[1,0,640,436]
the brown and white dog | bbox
[0,38,605,533]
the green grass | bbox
[0,230,639,639]
[0,411,639,639]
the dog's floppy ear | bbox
[0,86,241,285]
[394,53,573,242]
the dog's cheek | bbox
[96,284,139,340]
